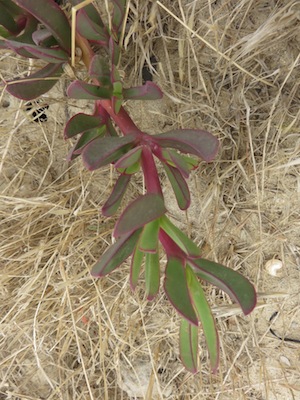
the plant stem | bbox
[141,146,163,196]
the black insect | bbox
[142,55,158,83]
[25,101,49,123]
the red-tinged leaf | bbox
[64,113,104,139]
[145,252,160,300]
[109,36,120,66]
[32,29,58,47]
[112,0,126,34]
[67,80,112,100]
[0,6,18,33]
[114,146,142,170]
[82,134,136,171]
[159,216,200,258]
[89,55,111,86]
[163,163,190,210]
[0,0,23,16]
[13,0,71,53]
[163,149,197,178]
[155,129,219,162]
[164,257,198,325]
[76,8,109,46]
[106,119,118,137]
[102,174,131,217]
[6,62,63,100]
[189,258,257,315]
[114,193,166,238]
[72,0,105,28]
[139,219,160,253]
[22,44,68,63]
[130,245,144,290]
[91,229,142,277]
[179,318,198,373]
[186,265,219,373]
[68,126,106,160]
[123,82,163,101]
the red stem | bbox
[141,146,163,195]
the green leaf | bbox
[82,135,136,171]
[159,216,200,258]
[189,258,257,315]
[164,257,198,325]
[130,245,144,290]
[114,146,142,170]
[163,149,198,178]
[145,252,160,300]
[89,55,111,87]
[68,126,106,160]
[155,129,219,162]
[76,8,108,46]
[0,5,18,33]
[67,81,112,100]
[139,219,160,253]
[6,62,63,100]
[22,44,68,63]
[163,163,190,210]
[123,82,163,101]
[32,29,58,47]
[14,0,71,53]
[112,0,126,35]
[91,229,142,277]
[186,265,219,373]
[179,318,198,373]
[64,113,104,139]
[114,193,166,238]
[102,173,131,217]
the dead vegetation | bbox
[1,0,300,399]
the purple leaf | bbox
[82,134,136,171]
[67,81,112,100]
[102,173,131,217]
[164,257,198,326]
[91,229,142,277]
[22,44,68,63]
[189,258,257,315]
[123,82,163,101]
[145,252,160,300]
[76,8,109,46]
[130,245,144,290]
[13,0,71,53]
[64,113,104,139]
[186,265,219,373]
[179,318,198,373]
[6,62,63,100]
[67,126,106,160]
[163,163,190,210]
[114,193,167,238]
[114,146,142,170]
[155,129,219,162]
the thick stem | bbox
[141,146,163,195]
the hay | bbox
[1,0,300,399]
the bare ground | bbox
[1,1,300,399]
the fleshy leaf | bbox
[139,219,160,253]
[189,258,257,315]
[162,149,198,178]
[123,82,163,101]
[163,163,190,210]
[102,173,131,217]
[155,129,219,162]
[82,135,136,171]
[130,245,144,290]
[145,252,160,300]
[32,29,58,47]
[159,216,200,258]
[112,0,126,35]
[91,229,142,277]
[64,113,104,139]
[21,43,68,63]
[6,62,63,100]
[89,55,111,87]
[114,193,167,238]
[76,8,108,46]
[68,126,106,160]
[0,5,18,33]
[13,0,71,53]
[114,146,142,170]
[179,318,198,373]
[186,265,219,373]
[67,81,112,100]
[164,257,198,325]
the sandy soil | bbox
[1,1,300,399]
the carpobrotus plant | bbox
[0,0,256,373]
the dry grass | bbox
[1,0,300,399]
